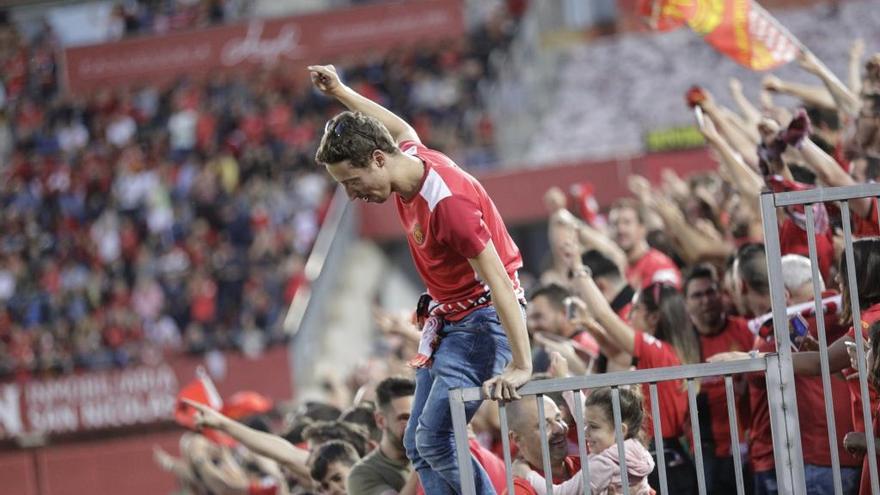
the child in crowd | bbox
[514,386,655,495]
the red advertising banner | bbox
[0,346,292,441]
[62,0,464,93]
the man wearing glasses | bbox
[309,64,532,495]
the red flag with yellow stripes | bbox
[644,0,800,70]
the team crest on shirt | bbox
[412,223,425,245]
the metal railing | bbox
[450,182,880,495]
[760,182,880,495]
[284,186,356,394]
[451,357,783,495]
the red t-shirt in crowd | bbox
[248,481,278,495]
[748,306,859,472]
[860,401,880,495]
[508,456,582,495]
[853,197,880,238]
[416,439,508,495]
[779,217,835,285]
[698,317,755,457]
[625,248,681,290]
[470,438,508,494]
[632,331,688,439]
[395,141,523,320]
[571,330,600,359]
[844,303,880,433]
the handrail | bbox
[454,356,769,402]
[284,184,356,394]
[283,185,350,336]
[771,182,880,207]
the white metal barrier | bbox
[449,182,880,495]
[451,357,786,495]
[761,182,880,495]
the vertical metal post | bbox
[760,192,806,495]
[650,383,669,495]
[450,389,477,495]
[724,376,746,495]
[536,395,554,495]
[687,379,707,495]
[571,389,591,495]
[765,352,807,495]
[611,387,630,495]
[804,205,843,495]
[875,194,880,232]
[840,202,879,494]
[498,403,515,495]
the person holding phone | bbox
[722,251,863,495]
[526,284,599,375]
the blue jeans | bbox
[403,306,512,494]
[754,469,778,495]
[755,466,860,495]
[803,465,861,495]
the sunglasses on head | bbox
[325,118,378,145]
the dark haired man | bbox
[527,283,598,373]
[608,198,681,290]
[310,64,531,494]
[684,263,754,494]
[311,440,361,495]
[348,377,418,495]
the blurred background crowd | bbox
[0,1,879,495]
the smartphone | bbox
[564,297,576,320]
[789,314,809,351]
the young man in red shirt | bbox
[526,283,599,371]
[684,264,754,494]
[608,198,682,290]
[310,64,531,494]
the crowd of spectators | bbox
[525,0,880,164]
[0,2,521,378]
[150,16,880,494]
[105,0,250,40]
[103,0,416,40]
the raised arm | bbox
[561,246,636,355]
[184,399,312,479]
[849,39,865,95]
[550,207,627,276]
[791,138,872,216]
[153,446,199,486]
[698,114,763,219]
[184,437,250,495]
[309,64,421,144]
[471,241,533,400]
[762,74,837,111]
[701,97,760,168]
[729,78,762,142]
[797,50,861,116]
